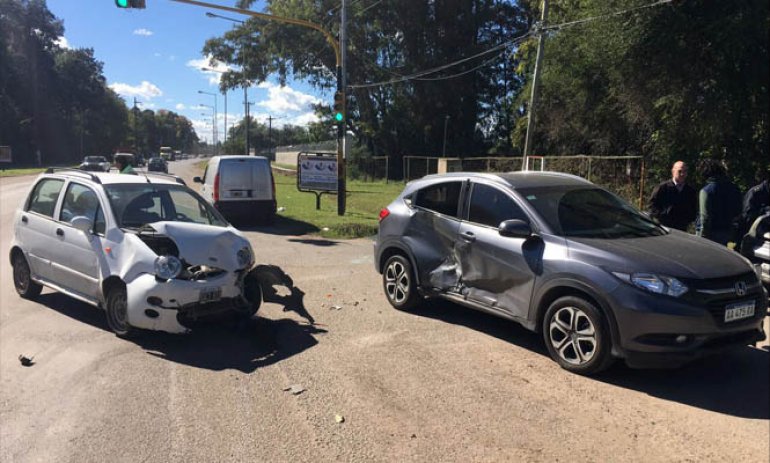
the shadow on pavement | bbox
[411,299,769,419]
[236,215,319,236]
[287,238,339,247]
[254,264,316,325]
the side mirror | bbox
[70,216,94,234]
[499,219,532,238]
[193,176,203,184]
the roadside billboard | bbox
[297,152,338,193]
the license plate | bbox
[724,301,755,322]
[231,191,243,197]
[199,287,221,304]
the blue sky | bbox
[47,0,327,143]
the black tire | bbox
[105,285,132,337]
[235,274,262,319]
[542,296,614,375]
[382,254,421,310]
[12,252,42,299]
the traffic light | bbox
[115,0,146,8]
[333,91,345,123]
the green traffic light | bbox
[115,0,129,7]
[335,112,343,122]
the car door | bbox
[455,182,539,319]
[408,180,464,290]
[48,182,103,299]
[17,178,65,282]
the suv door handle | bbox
[21,216,28,224]
[460,231,476,243]
[56,228,64,237]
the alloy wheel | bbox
[385,260,410,304]
[548,306,597,365]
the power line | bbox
[545,0,673,31]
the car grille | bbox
[679,271,764,327]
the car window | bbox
[93,205,106,235]
[414,181,462,218]
[468,183,528,227]
[168,189,222,225]
[60,183,100,224]
[26,178,64,218]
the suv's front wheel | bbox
[543,296,614,375]
[382,254,421,310]
[105,285,132,337]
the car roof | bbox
[419,171,593,189]
[43,169,182,186]
[210,155,269,161]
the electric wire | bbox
[544,0,674,31]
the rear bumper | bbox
[215,199,276,222]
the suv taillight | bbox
[213,173,220,202]
[379,208,390,222]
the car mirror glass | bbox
[193,176,203,184]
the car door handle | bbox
[21,215,28,224]
[56,228,64,237]
[460,231,476,243]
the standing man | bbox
[648,160,698,231]
[696,159,742,245]
[115,155,137,175]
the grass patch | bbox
[0,167,48,177]
[275,174,404,239]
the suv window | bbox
[27,178,64,217]
[414,181,462,218]
[468,183,528,227]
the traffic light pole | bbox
[337,0,347,216]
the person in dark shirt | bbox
[648,161,697,231]
[696,160,742,245]
[742,173,770,230]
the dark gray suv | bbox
[374,172,767,375]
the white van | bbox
[194,156,276,224]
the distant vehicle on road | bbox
[9,168,261,336]
[160,146,174,161]
[79,156,110,172]
[374,171,767,375]
[147,157,168,173]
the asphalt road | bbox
[1,160,768,463]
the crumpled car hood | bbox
[144,221,250,270]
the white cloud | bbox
[291,111,320,126]
[175,103,187,110]
[55,36,70,49]
[109,81,163,100]
[256,82,321,114]
[191,118,214,143]
[187,55,233,86]
[154,52,162,58]
[133,28,153,36]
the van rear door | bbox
[219,158,272,201]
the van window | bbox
[414,181,462,218]
[27,178,64,217]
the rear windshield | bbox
[105,183,228,229]
[518,186,666,238]
[84,156,106,163]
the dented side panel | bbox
[403,209,462,291]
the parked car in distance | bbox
[10,168,262,336]
[194,155,276,225]
[79,156,111,172]
[374,171,767,375]
[147,157,168,173]
[134,154,146,167]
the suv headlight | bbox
[237,246,253,268]
[155,255,182,280]
[613,272,688,297]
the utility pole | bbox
[522,0,548,169]
[267,115,274,157]
[338,0,348,216]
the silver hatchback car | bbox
[374,172,767,375]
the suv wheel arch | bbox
[378,245,421,287]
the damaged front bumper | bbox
[125,269,257,334]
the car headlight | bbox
[612,272,688,297]
[155,255,182,280]
[237,246,253,268]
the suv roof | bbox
[419,171,593,189]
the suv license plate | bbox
[199,287,221,304]
[724,301,755,323]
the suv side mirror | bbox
[70,216,94,234]
[193,176,203,184]
[499,219,532,238]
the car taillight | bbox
[213,173,220,202]
[379,208,390,222]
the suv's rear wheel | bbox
[383,255,420,310]
[105,285,132,337]
[12,252,42,299]
[543,296,614,375]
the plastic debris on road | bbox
[18,355,35,367]
[283,384,306,395]
[335,414,345,423]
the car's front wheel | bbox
[105,285,132,337]
[543,296,614,375]
[12,252,42,299]
[382,254,421,310]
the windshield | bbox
[518,186,666,238]
[84,156,106,163]
[104,183,228,229]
